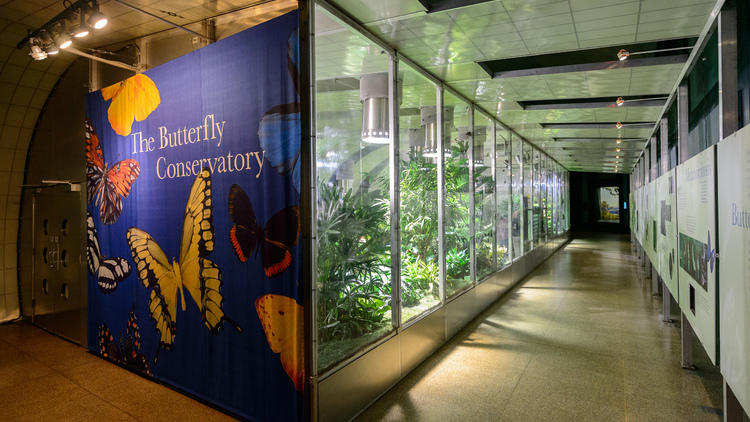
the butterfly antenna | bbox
[223,316,243,334]
[153,346,160,365]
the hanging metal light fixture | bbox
[360,72,389,144]
[420,105,453,159]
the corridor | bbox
[357,235,723,421]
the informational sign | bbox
[676,146,717,363]
[645,181,659,266]
[656,169,678,299]
[718,126,750,414]
[598,186,620,222]
[85,12,304,420]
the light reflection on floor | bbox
[356,234,723,421]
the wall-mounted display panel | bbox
[86,13,303,420]
[718,126,750,414]
[676,146,718,363]
[657,170,679,298]
[598,186,620,223]
[645,181,659,266]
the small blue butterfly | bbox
[706,230,716,273]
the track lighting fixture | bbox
[617,49,629,61]
[617,46,692,61]
[616,97,624,106]
[615,122,623,129]
[16,0,108,60]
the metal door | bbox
[32,186,84,344]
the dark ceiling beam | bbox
[518,95,667,110]
[552,137,646,142]
[489,55,687,78]
[417,0,493,13]
[478,37,696,79]
[541,122,654,129]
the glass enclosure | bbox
[511,136,522,257]
[312,5,571,374]
[399,62,440,323]
[474,111,495,281]
[444,92,472,297]
[523,142,534,252]
[496,124,511,268]
[315,8,393,371]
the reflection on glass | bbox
[532,149,541,247]
[315,9,392,371]
[523,142,534,252]
[511,136,522,257]
[399,64,440,323]
[496,125,511,267]
[474,111,495,281]
[444,92,471,297]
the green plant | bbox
[445,247,470,280]
[316,182,392,344]
[401,255,439,306]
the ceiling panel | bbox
[320,0,719,172]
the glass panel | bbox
[444,92,471,297]
[496,124,511,268]
[532,149,541,246]
[541,155,548,242]
[315,8,392,371]
[510,136,522,258]
[687,30,719,156]
[523,142,534,252]
[474,111,495,281]
[399,63,440,323]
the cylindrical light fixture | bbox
[71,11,90,38]
[88,1,108,30]
[360,72,389,144]
[617,49,629,61]
[54,31,72,49]
[616,96,625,106]
[420,105,454,158]
[408,127,425,152]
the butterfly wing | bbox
[98,159,140,224]
[228,184,260,262]
[86,212,102,274]
[255,294,304,391]
[121,312,150,374]
[261,206,300,278]
[126,227,179,351]
[85,119,106,204]
[102,74,161,136]
[98,323,121,362]
[258,104,301,177]
[97,258,131,294]
[180,169,240,333]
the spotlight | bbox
[71,12,89,38]
[616,148,621,152]
[616,97,624,106]
[615,122,623,129]
[88,10,107,30]
[54,32,72,49]
[616,139,622,144]
[28,39,47,60]
[617,49,629,61]
[46,44,60,55]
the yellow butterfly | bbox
[127,168,241,363]
[101,73,161,136]
[255,294,304,391]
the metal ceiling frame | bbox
[314,0,567,171]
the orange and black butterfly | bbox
[86,118,140,224]
[228,185,300,277]
[98,311,150,375]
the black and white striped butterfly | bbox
[87,211,131,293]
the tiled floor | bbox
[0,235,724,421]
[357,234,723,421]
[0,321,235,421]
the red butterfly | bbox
[86,118,140,224]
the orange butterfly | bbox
[255,294,304,391]
[101,74,161,136]
[86,119,140,224]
